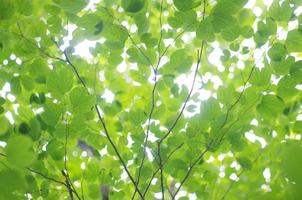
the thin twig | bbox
[62,170,75,200]
[142,143,184,197]
[102,7,155,73]
[220,149,265,200]
[170,34,278,197]
[171,98,261,199]
[172,147,209,200]
[62,49,145,198]
[27,168,67,186]
[156,46,204,199]
[132,1,165,199]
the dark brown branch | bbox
[172,147,209,200]
[132,1,165,199]
[142,143,184,197]
[28,168,67,186]
[61,50,144,198]
[155,45,204,199]
[16,21,65,62]
[101,185,109,200]
[62,170,78,200]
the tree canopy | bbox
[0,0,302,199]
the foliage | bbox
[0,0,302,199]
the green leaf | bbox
[6,135,36,167]
[269,1,292,21]
[268,43,287,61]
[200,98,221,121]
[41,102,63,126]
[280,141,302,186]
[290,60,302,81]
[46,139,64,160]
[164,49,193,73]
[15,0,33,16]
[173,0,201,11]
[0,97,5,105]
[47,67,74,95]
[196,17,215,41]
[121,0,145,13]
[70,87,95,113]
[256,95,284,119]
[0,116,9,136]
[286,29,302,52]
[56,0,88,13]
[0,0,15,19]
[277,75,299,100]
[293,121,302,133]
[10,77,22,95]
[221,22,240,41]
[237,157,252,170]
[0,170,26,199]
[250,67,271,87]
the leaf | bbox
[250,67,272,87]
[200,97,221,121]
[47,67,74,95]
[280,141,302,186]
[121,0,145,13]
[15,0,33,16]
[56,0,88,13]
[41,102,63,126]
[10,77,22,95]
[46,139,64,161]
[196,17,215,41]
[166,49,193,73]
[0,0,15,19]
[277,75,299,100]
[5,135,36,167]
[221,22,240,41]
[269,1,292,21]
[0,116,9,136]
[290,60,302,81]
[0,97,5,105]
[0,170,26,199]
[256,95,284,119]
[237,157,252,170]
[286,29,302,52]
[69,87,95,113]
[268,43,287,61]
[173,0,201,11]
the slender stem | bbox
[132,1,165,199]
[102,7,155,73]
[94,105,145,198]
[220,149,265,200]
[172,98,260,198]
[142,143,184,197]
[27,168,67,186]
[156,46,204,199]
[57,43,145,198]
[62,170,76,200]
[172,147,209,200]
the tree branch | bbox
[132,1,165,199]
[220,149,265,200]
[102,7,156,73]
[171,98,261,199]
[62,50,145,198]
[156,45,204,199]
[143,143,184,197]
[27,168,67,186]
